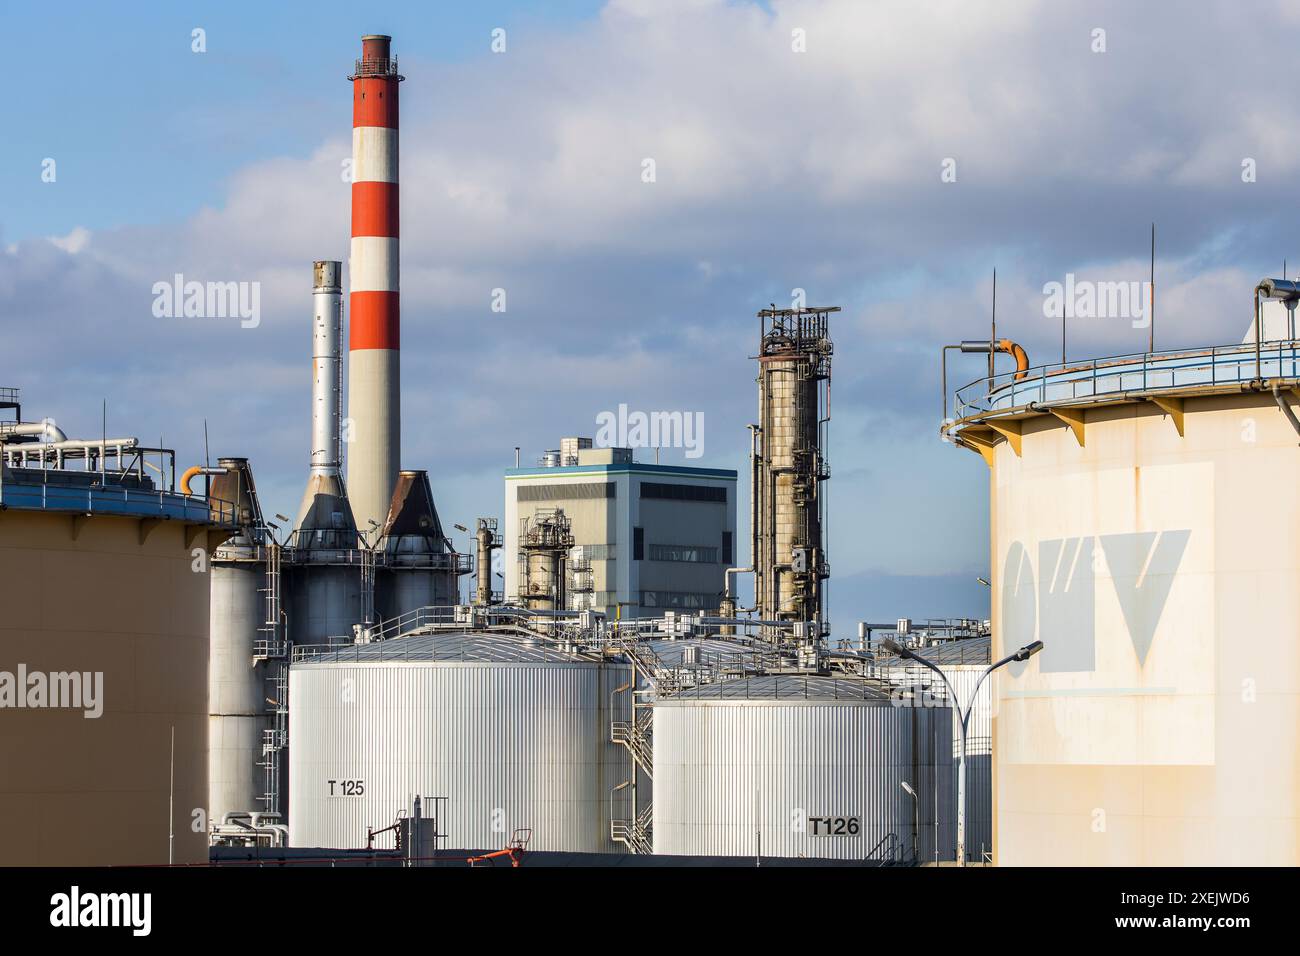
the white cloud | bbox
[4,0,1299,587]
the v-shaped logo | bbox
[1098,530,1192,665]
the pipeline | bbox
[959,339,1030,382]
[0,420,68,444]
[180,465,225,495]
[1273,382,1300,442]
[996,339,1030,381]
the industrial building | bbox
[943,280,1300,866]
[504,441,737,618]
[0,388,237,865]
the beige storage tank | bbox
[0,405,235,865]
[945,329,1300,865]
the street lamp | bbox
[880,636,1043,866]
[900,780,919,862]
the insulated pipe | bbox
[5,437,137,454]
[346,35,404,535]
[960,338,1030,381]
[180,465,225,496]
[0,420,68,443]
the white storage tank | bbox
[288,632,632,853]
[652,675,954,861]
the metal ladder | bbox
[254,541,288,813]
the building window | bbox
[722,531,733,565]
[640,590,720,610]
[639,481,726,503]
[648,543,719,563]
[517,481,615,502]
[633,527,644,561]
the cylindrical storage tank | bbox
[652,676,953,861]
[208,560,268,823]
[289,632,632,852]
[948,343,1300,865]
[0,467,230,865]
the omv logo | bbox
[1001,531,1191,672]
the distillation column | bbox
[753,307,836,635]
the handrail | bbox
[0,478,238,525]
[947,339,1300,426]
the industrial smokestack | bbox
[311,261,343,478]
[346,34,404,536]
[293,261,357,548]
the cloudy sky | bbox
[4,0,1298,626]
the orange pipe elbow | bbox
[996,339,1030,381]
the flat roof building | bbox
[504,441,737,618]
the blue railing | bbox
[0,479,237,524]
[950,340,1300,422]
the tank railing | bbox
[948,338,1300,425]
[380,552,474,573]
[0,476,238,525]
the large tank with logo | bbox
[945,332,1300,865]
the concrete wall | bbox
[987,393,1300,865]
[0,510,211,865]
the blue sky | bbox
[2,1,606,241]
[6,0,1300,626]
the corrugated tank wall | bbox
[289,659,632,852]
[652,699,953,860]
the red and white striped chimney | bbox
[347,34,403,538]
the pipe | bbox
[0,420,68,444]
[997,339,1029,381]
[180,464,224,496]
[1273,382,1300,442]
[960,338,1030,382]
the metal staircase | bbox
[254,541,288,813]
[609,675,656,854]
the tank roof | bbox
[293,631,612,666]
[657,672,899,703]
[0,466,231,524]
[873,635,992,667]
